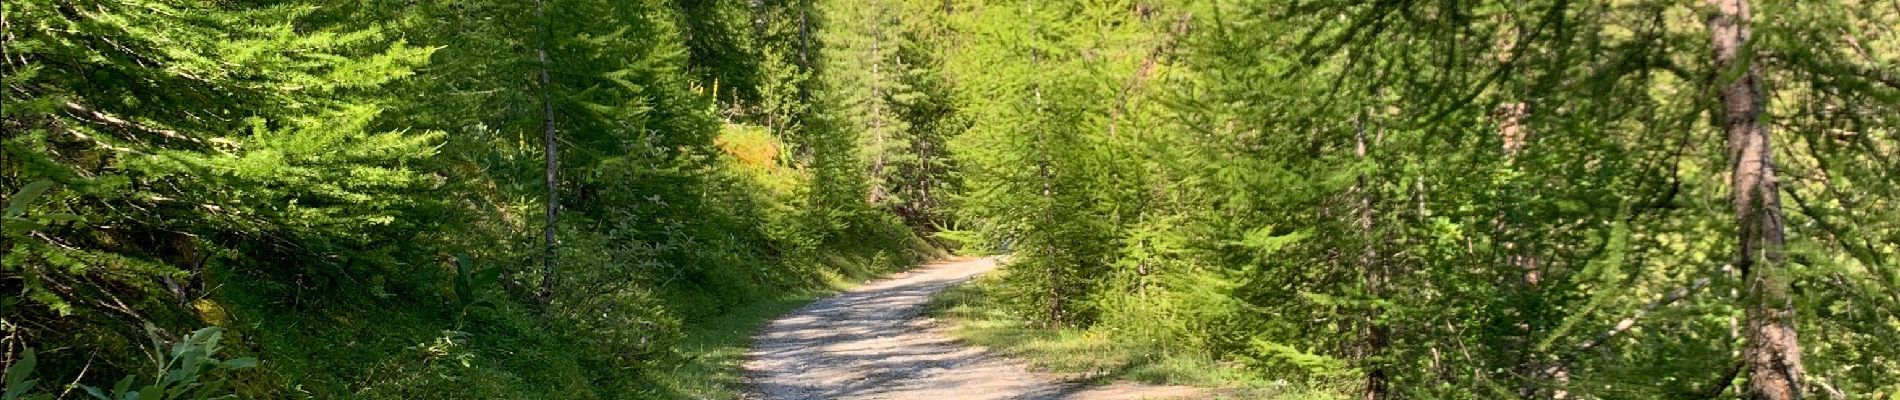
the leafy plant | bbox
[451,253,500,324]
[80,325,256,400]
[3,349,38,400]
[2,181,82,235]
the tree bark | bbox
[1356,111,1388,400]
[536,0,559,301]
[1025,2,1061,330]
[791,0,815,161]
[1705,1,1804,399]
[867,4,889,205]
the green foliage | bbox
[3,349,39,400]
[79,325,256,400]
[4,0,436,386]
[918,0,1899,398]
[929,273,1322,399]
[1,326,256,400]
[450,254,500,324]
[813,0,965,235]
[3,181,83,234]
[4,0,933,398]
[7,0,1893,398]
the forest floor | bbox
[743,257,1206,400]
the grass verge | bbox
[650,287,838,399]
[650,254,898,399]
[924,273,1345,400]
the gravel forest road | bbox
[743,257,1203,400]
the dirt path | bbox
[743,257,1203,400]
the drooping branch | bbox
[1568,272,1718,355]
[1539,268,1724,387]
[1698,362,1743,399]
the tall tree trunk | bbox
[792,0,815,161]
[868,5,889,205]
[536,0,559,301]
[1706,1,1804,399]
[1498,99,1551,399]
[797,0,811,74]
[1499,99,1553,398]
[1026,2,1061,329]
[1494,5,1562,395]
[1041,155,1059,329]
[909,113,938,230]
[1356,111,1388,400]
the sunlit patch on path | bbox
[743,258,1202,400]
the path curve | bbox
[743,257,1201,400]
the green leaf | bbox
[37,213,85,223]
[2,379,33,400]
[3,348,32,388]
[82,384,109,400]
[1,220,40,234]
[453,253,474,306]
[111,376,132,398]
[3,181,54,218]
[473,267,502,287]
[218,358,257,370]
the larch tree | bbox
[1705,0,1805,398]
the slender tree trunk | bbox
[1499,99,1555,398]
[910,113,939,230]
[792,0,815,161]
[1041,156,1059,329]
[1706,1,1804,399]
[1502,101,1577,400]
[536,0,559,301]
[1025,2,1061,329]
[797,0,811,73]
[868,6,889,205]
[1356,111,1388,400]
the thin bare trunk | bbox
[868,6,889,204]
[1042,154,1058,328]
[792,0,815,161]
[1706,1,1804,398]
[1026,2,1061,330]
[536,0,559,301]
[797,0,811,72]
[1499,102,1531,159]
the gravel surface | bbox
[743,257,1204,400]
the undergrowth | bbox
[926,272,1347,400]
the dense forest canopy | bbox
[3,0,1895,399]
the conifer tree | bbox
[928,0,1897,397]
[3,0,433,377]
[1705,1,1805,398]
